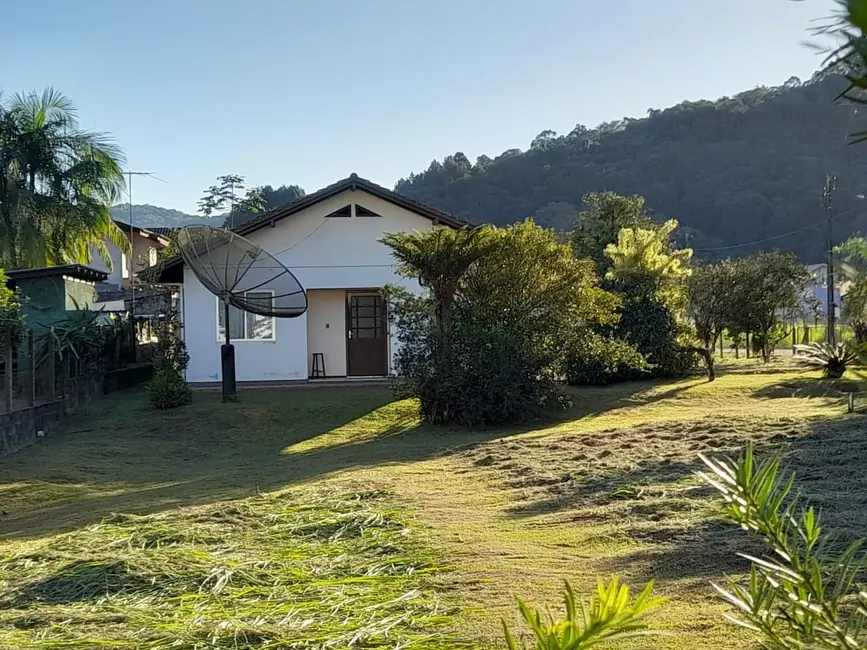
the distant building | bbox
[89,220,170,297]
[805,263,845,320]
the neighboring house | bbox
[90,220,170,295]
[155,173,467,383]
[5,265,108,330]
[805,263,844,320]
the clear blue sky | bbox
[2,0,834,214]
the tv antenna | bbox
[175,225,307,402]
[124,170,166,321]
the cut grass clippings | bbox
[1,361,864,649]
[0,487,469,650]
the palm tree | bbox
[0,87,127,268]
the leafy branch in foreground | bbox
[699,444,867,650]
[503,578,667,650]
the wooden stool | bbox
[311,352,326,378]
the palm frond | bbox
[0,87,126,268]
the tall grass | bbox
[0,488,469,649]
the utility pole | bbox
[822,174,838,345]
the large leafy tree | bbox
[0,88,127,268]
[604,218,693,318]
[686,260,739,350]
[382,226,496,422]
[604,219,692,283]
[197,174,266,228]
[725,251,811,361]
[571,192,651,275]
[603,219,698,377]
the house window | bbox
[121,252,130,279]
[355,204,382,217]
[325,205,352,218]
[216,292,275,341]
[148,246,158,267]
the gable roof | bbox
[152,173,469,283]
[113,219,171,246]
[146,226,177,238]
[235,173,467,235]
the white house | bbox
[155,174,467,383]
[90,220,169,293]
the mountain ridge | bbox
[111,203,204,228]
[111,73,867,261]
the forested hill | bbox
[395,74,867,262]
[111,204,203,228]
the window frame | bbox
[215,290,276,342]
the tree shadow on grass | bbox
[592,416,867,588]
[0,561,154,608]
[752,375,863,400]
[451,412,810,520]
[0,379,675,539]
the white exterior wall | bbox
[306,290,347,377]
[91,232,162,289]
[182,188,431,383]
[89,241,124,287]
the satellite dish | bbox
[176,225,307,402]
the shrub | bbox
[385,221,619,426]
[610,275,697,378]
[146,360,192,409]
[39,304,106,373]
[0,269,24,343]
[153,307,189,373]
[390,296,568,425]
[565,331,648,385]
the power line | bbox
[693,218,828,252]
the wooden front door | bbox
[347,293,388,376]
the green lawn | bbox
[0,362,864,649]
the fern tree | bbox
[382,226,495,360]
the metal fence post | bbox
[3,334,13,413]
[46,336,55,401]
[61,357,70,411]
[27,330,35,407]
